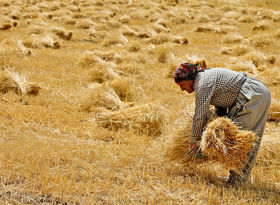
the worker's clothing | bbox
[227,77,271,183]
[191,68,270,184]
[191,68,247,143]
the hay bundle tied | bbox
[200,117,256,170]
[164,110,210,167]
[0,70,40,95]
[95,102,166,136]
[81,84,129,112]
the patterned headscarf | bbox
[174,62,204,83]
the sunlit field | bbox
[0,0,280,204]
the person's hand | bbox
[187,142,204,159]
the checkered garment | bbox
[191,68,247,143]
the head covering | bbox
[174,62,204,83]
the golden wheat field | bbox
[1,0,280,204]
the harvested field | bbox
[0,0,280,204]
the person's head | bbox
[174,62,204,93]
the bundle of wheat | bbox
[50,27,73,40]
[0,23,12,30]
[251,35,275,49]
[22,35,60,49]
[164,109,210,166]
[252,21,271,31]
[80,84,128,113]
[95,102,165,136]
[221,33,244,44]
[238,15,255,23]
[0,71,21,94]
[220,44,250,56]
[268,99,280,121]
[102,32,128,47]
[185,54,207,69]
[87,63,119,83]
[229,60,257,74]
[105,77,135,101]
[0,70,40,96]
[200,117,256,170]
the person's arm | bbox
[190,86,214,143]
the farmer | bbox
[174,62,271,185]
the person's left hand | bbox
[187,142,204,159]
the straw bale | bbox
[238,15,255,23]
[88,63,119,83]
[107,20,122,29]
[24,83,41,96]
[185,54,207,69]
[219,25,237,33]
[114,61,143,75]
[241,52,266,68]
[221,33,244,44]
[0,70,40,96]
[257,138,280,166]
[105,77,135,101]
[29,25,44,35]
[219,18,236,26]
[17,40,32,56]
[200,117,256,169]
[197,14,211,23]
[149,33,172,45]
[251,35,275,48]
[127,41,141,52]
[252,21,270,31]
[165,62,178,79]
[164,109,210,166]
[257,67,280,86]
[22,35,60,49]
[119,14,131,24]
[275,30,280,39]
[268,99,280,121]
[0,71,21,94]
[220,44,250,56]
[171,16,187,24]
[81,85,129,113]
[155,46,171,63]
[79,51,104,68]
[102,33,128,47]
[256,9,273,20]
[62,16,76,25]
[0,23,12,30]
[229,60,257,74]
[223,11,241,20]
[51,27,72,40]
[195,24,223,33]
[120,25,137,37]
[152,23,169,33]
[272,11,280,22]
[76,19,95,29]
[173,35,188,45]
[95,102,166,136]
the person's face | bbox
[176,80,194,93]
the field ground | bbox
[0,0,280,204]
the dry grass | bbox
[95,102,166,136]
[201,117,256,170]
[220,44,250,56]
[1,0,280,204]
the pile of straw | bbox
[200,117,256,170]
[164,108,216,167]
[81,85,129,112]
[95,102,166,136]
[0,70,40,96]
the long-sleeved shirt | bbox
[190,68,247,142]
